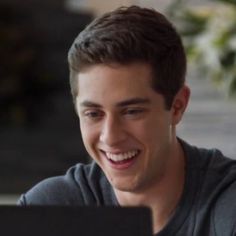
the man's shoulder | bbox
[184,139,236,196]
[18,162,116,206]
[178,140,236,235]
[181,138,236,172]
[182,140,236,234]
[213,180,236,235]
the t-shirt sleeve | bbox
[17,164,95,206]
[213,180,236,235]
[17,175,85,205]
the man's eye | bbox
[84,111,103,119]
[124,109,144,116]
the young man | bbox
[19,6,236,235]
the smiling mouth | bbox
[104,150,140,164]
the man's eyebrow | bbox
[80,101,102,108]
[116,98,151,107]
[80,98,151,108]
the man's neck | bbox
[114,140,186,234]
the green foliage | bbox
[168,0,236,97]
[214,0,236,5]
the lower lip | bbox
[105,153,139,170]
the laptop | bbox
[0,206,153,236]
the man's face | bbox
[76,63,184,193]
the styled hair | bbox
[68,5,186,109]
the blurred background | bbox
[0,0,236,204]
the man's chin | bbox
[109,177,141,193]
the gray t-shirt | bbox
[19,140,236,236]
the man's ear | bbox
[171,85,191,125]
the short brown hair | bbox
[68,5,186,109]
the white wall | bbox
[66,0,212,16]
[66,0,173,15]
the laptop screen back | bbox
[0,206,153,236]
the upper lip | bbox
[99,149,139,155]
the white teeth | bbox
[106,150,138,162]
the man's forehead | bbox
[74,62,165,108]
[77,62,153,78]
[76,63,154,92]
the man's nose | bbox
[99,116,127,146]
